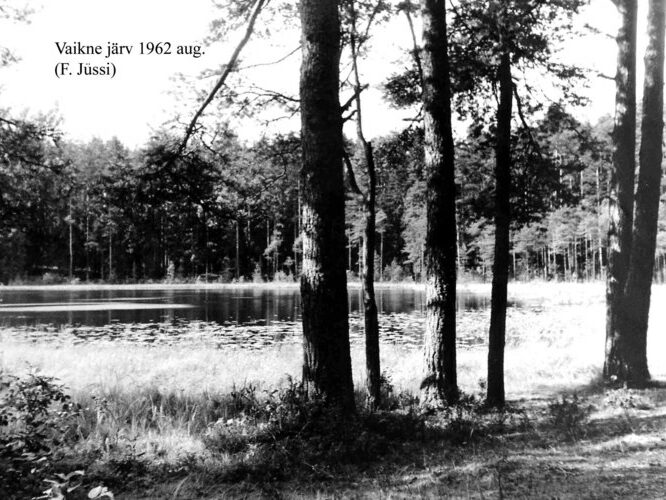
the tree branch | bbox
[341,83,368,113]
[177,0,268,156]
[237,44,301,71]
[343,148,366,201]
[512,84,543,160]
[401,0,424,89]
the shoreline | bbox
[0,280,612,292]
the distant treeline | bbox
[1,106,665,284]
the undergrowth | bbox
[0,369,638,498]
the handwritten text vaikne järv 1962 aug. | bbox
[53,41,205,79]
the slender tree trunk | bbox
[299,0,354,411]
[108,231,112,281]
[605,0,638,383]
[362,195,380,407]
[380,231,384,281]
[420,0,458,406]
[235,219,240,280]
[618,0,664,386]
[68,198,73,281]
[597,165,605,280]
[85,192,90,282]
[294,192,299,278]
[346,0,381,408]
[487,50,512,408]
[585,237,590,281]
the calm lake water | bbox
[0,286,508,328]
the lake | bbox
[0,285,510,328]
[0,285,540,350]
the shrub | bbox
[42,272,65,284]
[0,371,80,496]
[547,394,592,440]
[272,271,293,283]
[252,263,263,283]
[383,259,409,282]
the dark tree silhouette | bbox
[487,47,512,407]
[419,0,459,406]
[342,4,380,408]
[604,0,639,384]
[299,0,355,411]
[613,0,664,386]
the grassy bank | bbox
[3,286,666,498]
[3,343,666,498]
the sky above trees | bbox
[0,0,650,147]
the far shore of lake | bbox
[0,279,610,292]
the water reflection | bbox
[0,286,514,328]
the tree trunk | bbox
[420,0,458,406]
[617,0,664,386]
[380,231,384,281]
[68,198,73,281]
[85,192,90,282]
[346,0,381,408]
[108,231,113,281]
[597,165,605,280]
[235,219,240,280]
[362,188,381,407]
[299,0,355,411]
[604,0,638,383]
[487,50,512,408]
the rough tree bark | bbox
[299,0,355,412]
[487,49,513,407]
[419,0,458,406]
[604,0,638,384]
[618,0,665,386]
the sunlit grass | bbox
[2,282,666,482]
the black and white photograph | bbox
[1,0,666,497]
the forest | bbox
[0,3,663,287]
[3,0,666,498]
[4,96,665,285]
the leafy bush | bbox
[0,371,80,496]
[547,394,592,440]
[383,259,408,282]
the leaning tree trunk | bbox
[420,0,458,406]
[486,50,513,408]
[618,0,665,386]
[299,0,355,412]
[604,0,638,384]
